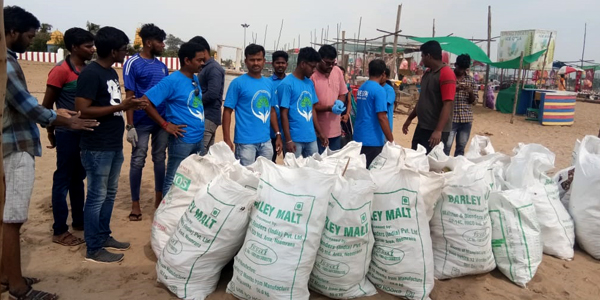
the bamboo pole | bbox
[538,32,552,88]
[341,31,347,70]
[392,4,402,79]
[276,19,284,49]
[263,25,268,47]
[483,6,492,106]
[381,36,386,57]
[0,0,7,273]
[510,51,525,124]
[432,19,435,37]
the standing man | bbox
[190,36,224,156]
[269,50,288,162]
[445,54,477,156]
[76,27,148,264]
[123,23,169,221]
[141,42,207,195]
[402,41,456,154]
[223,44,281,166]
[42,27,95,246]
[381,67,396,132]
[278,47,328,158]
[2,6,99,298]
[353,59,394,167]
[311,45,349,153]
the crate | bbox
[526,108,539,121]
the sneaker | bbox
[85,248,124,264]
[103,236,130,251]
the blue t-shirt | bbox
[145,71,205,144]
[354,80,388,146]
[123,54,169,126]
[384,83,396,132]
[277,75,318,143]
[270,74,286,139]
[224,74,274,144]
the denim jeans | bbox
[318,136,342,154]
[52,130,86,236]
[163,137,203,195]
[445,122,473,157]
[81,150,124,255]
[294,141,318,158]
[235,141,273,166]
[129,124,168,202]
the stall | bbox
[519,89,577,126]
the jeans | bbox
[52,130,86,235]
[294,141,318,158]
[411,125,450,154]
[129,124,168,202]
[163,137,203,195]
[318,136,342,154]
[200,119,219,156]
[235,141,273,166]
[81,150,124,254]
[445,122,472,157]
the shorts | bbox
[3,151,35,223]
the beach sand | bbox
[12,61,600,300]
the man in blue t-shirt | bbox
[223,44,282,166]
[269,50,288,162]
[141,42,207,196]
[382,67,396,132]
[354,59,394,167]
[278,47,327,158]
[122,23,168,221]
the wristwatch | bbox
[126,124,134,131]
[276,132,281,136]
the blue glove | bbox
[332,100,346,115]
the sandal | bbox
[9,286,58,300]
[1,277,41,291]
[128,213,142,221]
[52,232,85,247]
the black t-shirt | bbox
[76,61,124,151]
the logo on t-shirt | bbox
[107,79,123,116]
[251,90,271,123]
[296,91,313,122]
[187,90,204,121]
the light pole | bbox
[241,23,250,49]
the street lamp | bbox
[241,23,250,49]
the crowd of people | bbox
[2,5,479,299]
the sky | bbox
[8,0,600,64]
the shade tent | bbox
[557,66,584,75]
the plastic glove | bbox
[332,100,346,115]
[126,128,138,148]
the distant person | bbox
[75,26,148,264]
[3,6,98,298]
[353,59,394,167]
[278,47,328,158]
[123,23,169,221]
[141,42,207,195]
[381,67,396,132]
[339,66,356,146]
[42,27,95,246]
[402,40,456,154]
[485,79,495,109]
[311,45,349,153]
[223,44,281,166]
[269,50,288,161]
[190,36,225,156]
[558,74,566,91]
[445,54,477,156]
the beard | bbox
[12,34,30,53]
[150,47,163,57]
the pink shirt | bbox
[311,66,349,138]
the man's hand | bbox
[429,130,442,149]
[275,136,283,155]
[67,112,100,131]
[225,139,234,152]
[164,123,187,138]
[318,133,329,148]
[121,96,148,111]
[402,120,411,135]
[126,128,138,148]
[341,113,350,123]
[286,141,296,154]
[56,108,78,118]
[46,126,56,149]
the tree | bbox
[223,59,234,68]
[28,22,52,51]
[165,34,183,52]
[86,21,100,35]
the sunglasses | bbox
[192,80,200,97]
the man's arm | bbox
[41,85,62,148]
[281,108,296,153]
[75,96,136,119]
[270,106,282,155]
[312,106,328,148]
[222,107,234,150]
[125,90,135,125]
[378,111,394,142]
[314,101,333,112]
[202,67,225,106]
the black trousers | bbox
[361,146,384,169]
[411,125,450,154]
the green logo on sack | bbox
[211,208,221,218]
[360,213,367,224]
[372,246,405,266]
[314,258,350,278]
[294,202,304,211]
[244,240,278,265]
[405,290,415,299]
[402,196,410,206]
[173,173,191,191]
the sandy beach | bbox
[12,60,600,300]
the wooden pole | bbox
[510,51,525,124]
[381,36,386,57]
[276,19,284,49]
[353,17,362,84]
[363,38,368,75]
[392,4,402,79]
[0,0,8,273]
[483,6,492,106]
[432,19,436,37]
[581,23,586,68]
[341,31,347,70]
[538,32,552,88]
[263,25,268,47]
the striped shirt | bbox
[3,49,57,157]
[123,54,168,126]
[452,75,478,123]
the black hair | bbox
[455,54,471,70]
[369,59,386,77]
[4,6,40,34]
[245,44,265,57]
[64,27,94,52]
[272,50,289,62]
[338,66,346,74]
[139,23,166,43]
[189,36,210,52]
[420,40,443,60]
[94,26,129,58]
[384,67,391,78]
[297,47,321,64]
[318,45,337,60]
[178,42,206,65]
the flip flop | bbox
[52,232,84,247]
[1,277,41,292]
[9,286,57,300]
[128,213,142,221]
